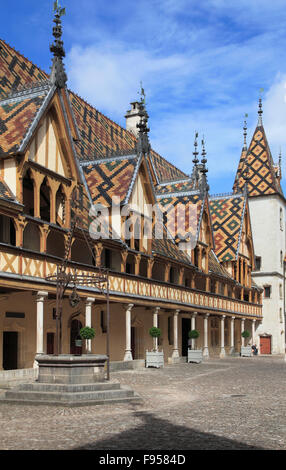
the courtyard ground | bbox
[0,355,285,450]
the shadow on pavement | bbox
[74,410,265,450]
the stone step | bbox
[4,386,135,403]
[0,394,142,407]
[17,382,121,393]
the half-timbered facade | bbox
[0,12,263,372]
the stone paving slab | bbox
[0,356,285,450]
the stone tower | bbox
[233,100,286,354]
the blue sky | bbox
[2,0,286,194]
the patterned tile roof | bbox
[208,249,232,279]
[209,193,246,262]
[0,39,189,185]
[0,178,17,202]
[233,124,283,197]
[0,91,48,154]
[156,177,194,195]
[81,155,139,206]
[0,40,48,98]
[157,192,204,245]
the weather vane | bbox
[54,0,66,16]
[138,81,146,104]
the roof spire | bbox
[258,89,264,126]
[192,132,199,187]
[200,136,209,192]
[243,114,248,151]
[50,1,67,88]
[136,84,150,155]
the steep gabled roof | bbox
[81,153,139,206]
[0,39,189,186]
[209,192,246,262]
[0,82,54,155]
[233,122,283,198]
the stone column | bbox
[203,314,209,357]
[241,317,245,346]
[153,307,160,351]
[220,315,226,358]
[34,291,48,367]
[230,316,235,355]
[191,312,197,349]
[252,319,256,345]
[171,309,180,359]
[85,297,95,353]
[123,304,134,361]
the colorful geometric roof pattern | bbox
[157,192,203,245]
[0,39,188,185]
[81,155,139,206]
[156,177,194,195]
[149,152,188,183]
[0,92,47,154]
[0,40,48,98]
[152,236,192,265]
[233,124,283,197]
[209,194,246,262]
[208,250,232,279]
[0,178,17,202]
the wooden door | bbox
[260,336,271,354]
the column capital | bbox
[86,297,95,305]
[125,303,134,312]
[191,312,198,317]
[174,309,180,315]
[153,307,160,314]
[204,313,210,318]
[36,291,49,301]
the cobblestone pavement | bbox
[0,356,285,450]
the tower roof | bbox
[233,102,283,198]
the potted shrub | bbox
[79,326,95,354]
[241,330,252,357]
[146,326,164,368]
[187,329,203,363]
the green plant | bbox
[149,326,161,338]
[188,329,200,340]
[79,326,96,340]
[241,330,250,339]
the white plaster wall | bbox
[249,195,286,354]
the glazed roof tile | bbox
[233,124,283,197]
[209,193,246,262]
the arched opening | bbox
[40,177,51,222]
[0,215,16,246]
[139,257,148,277]
[126,253,135,275]
[56,185,66,227]
[71,239,92,265]
[47,230,65,259]
[23,223,40,251]
[101,248,121,271]
[22,170,34,216]
[152,260,165,281]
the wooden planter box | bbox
[241,346,252,357]
[145,350,164,368]
[187,349,203,363]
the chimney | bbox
[125,101,141,137]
